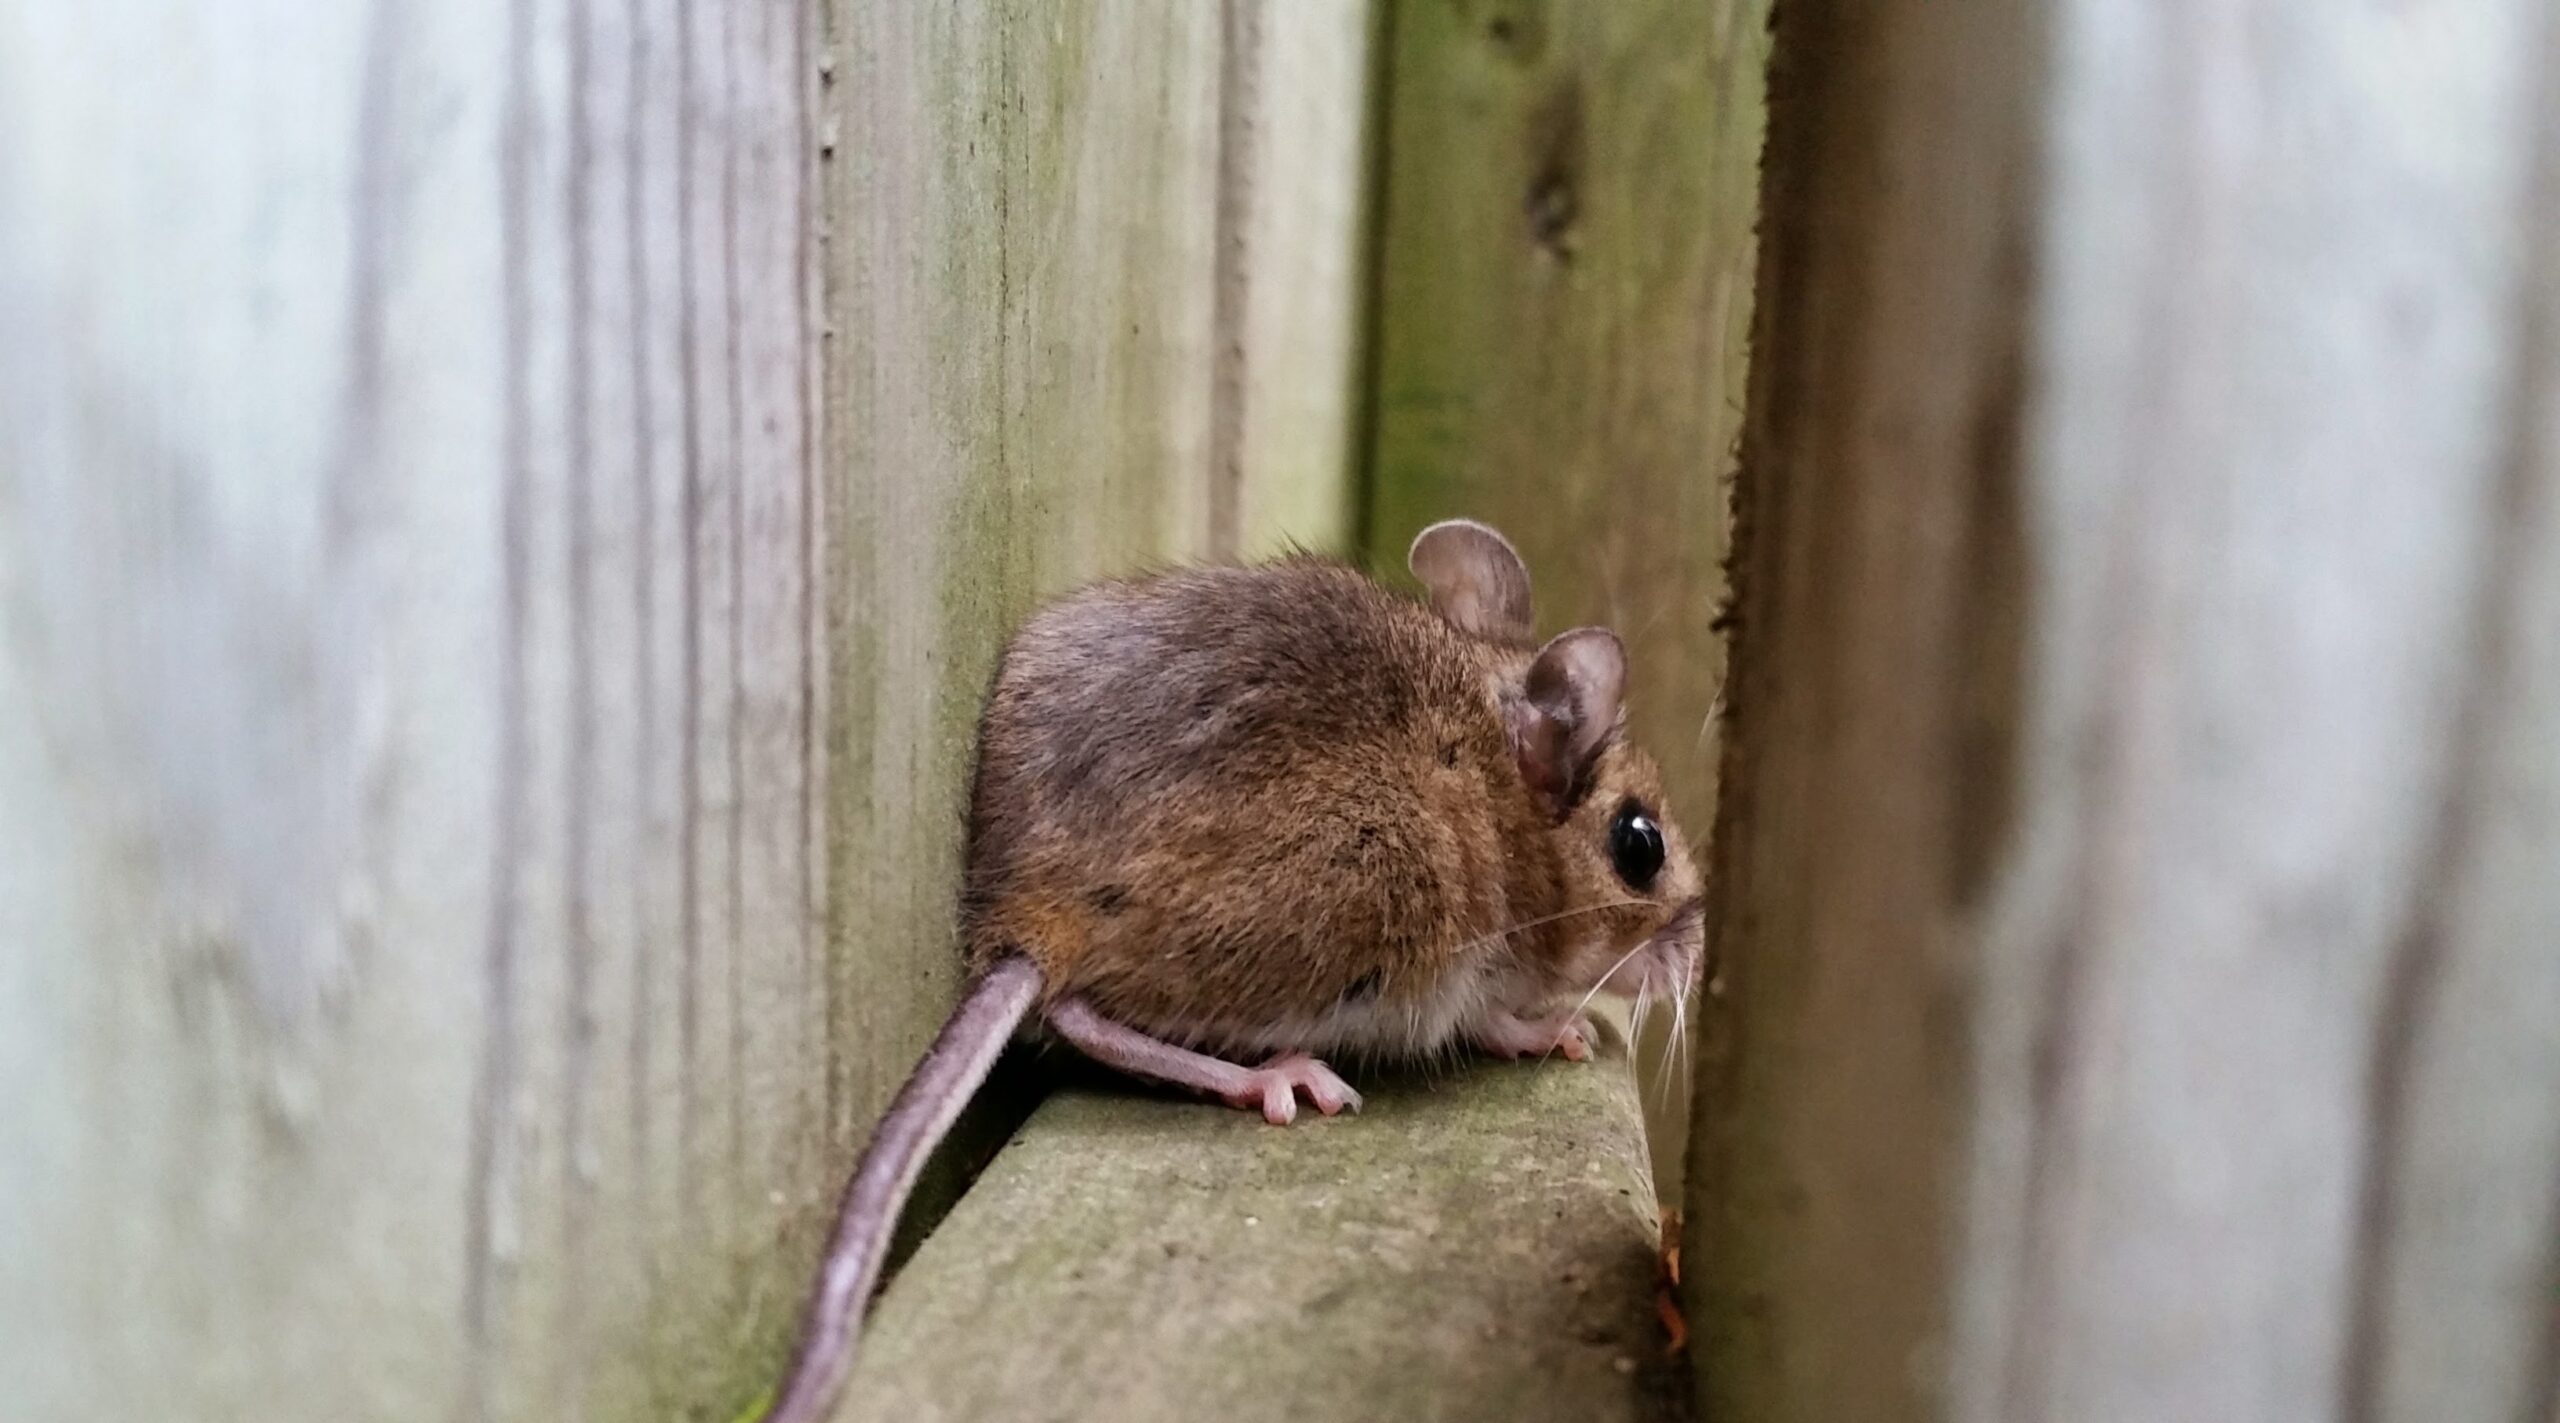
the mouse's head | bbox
[1409,520,1706,1008]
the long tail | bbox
[760,954,1042,1423]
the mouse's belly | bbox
[1046,913,1503,1062]
[963,786,1523,1061]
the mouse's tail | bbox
[759,953,1042,1423]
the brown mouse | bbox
[759,520,1704,1423]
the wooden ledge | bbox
[834,1017,1683,1423]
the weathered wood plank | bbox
[1363,0,1768,1197]
[818,0,1388,1401]
[1686,2,2560,1420]
[824,0,1225,1250]
[839,1027,1674,1423]
[0,1,1373,1418]
[0,0,826,1417]
[824,0,1383,1190]
[1220,0,1378,559]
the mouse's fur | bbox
[960,540,1702,1064]
[759,521,1701,1423]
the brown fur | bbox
[958,538,1702,1061]
[756,523,1703,1423]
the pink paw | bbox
[1224,1053,1363,1125]
[1477,1011,1595,1062]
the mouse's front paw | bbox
[1227,1053,1363,1125]
[1472,1009,1596,1062]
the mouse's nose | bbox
[1655,899,1707,983]
[1662,897,1704,940]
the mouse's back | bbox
[958,555,1546,1058]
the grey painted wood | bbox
[0,0,825,1417]
[1687,3,2560,1421]
[0,0,830,1415]
[0,1,1370,1419]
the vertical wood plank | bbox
[1962,6,2560,1419]
[1362,0,1768,1196]
[0,0,1372,1417]
[1681,0,2039,1412]
[820,0,1381,1345]
[0,0,826,1416]
[825,0,1222,1245]
[1686,2,2560,1421]
[1217,0,1378,559]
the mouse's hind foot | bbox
[1235,1053,1362,1125]
[1043,997,1363,1125]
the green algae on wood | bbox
[1359,0,1769,1205]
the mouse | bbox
[757,519,1704,1423]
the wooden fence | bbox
[1687,3,2560,1421]
[0,2,1744,1418]
[17,1,2538,1421]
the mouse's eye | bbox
[1608,799,1664,891]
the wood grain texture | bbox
[824,0,1376,1179]
[1686,2,2560,1421]
[0,2,1385,1419]
[0,0,825,1418]
[839,1030,1672,1423]
[825,0,1223,1266]
[1221,0,1378,559]
[1363,0,1768,1198]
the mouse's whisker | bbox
[1558,939,1655,1041]
[1654,993,1686,1102]
[1671,1011,1690,1100]
[1633,985,1657,1088]
[1678,990,1697,1093]
[1683,1005,1695,1093]
[1697,686,1727,750]
[1665,989,1682,1069]
[1642,990,1667,1096]
[1450,899,1652,960]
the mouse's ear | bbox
[1408,519,1534,643]
[1508,627,1626,815]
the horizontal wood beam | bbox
[839,1030,1675,1423]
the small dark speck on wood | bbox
[1483,7,1543,64]
[1525,80,1584,264]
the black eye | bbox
[1608,800,1665,890]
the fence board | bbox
[0,1,1369,1419]
[827,0,1226,1258]
[1223,0,1378,558]
[1362,0,1768,1196]
[0,0,824,1417]
[1685,3,2560,1420]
